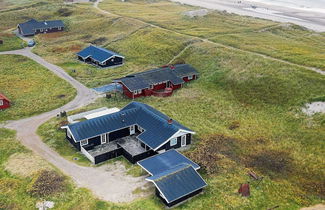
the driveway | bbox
[0,48,148,202]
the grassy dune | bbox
[0,128,163,209]
[99,0,325,70]
[0,55,76,122]
[0,0,324,209]
[0,33,25,52]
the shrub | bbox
[28,170,65,197]
[187,134,239,174]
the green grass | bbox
[0,55,76,122]
[0,33,25,52]
[1,0,325,208]
[0,128,164,210]
[99,0,325,70]
[37,112,147,177]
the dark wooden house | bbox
[0,93,10,110]
[17,19,64,37]
[114,64,199,99]
[77,45,124,68]
[65,102,194,164]
[138,150,207,207]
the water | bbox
[248,0,325,13]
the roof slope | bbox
[68,102,193,150]
[0,93,10,102]
[18,19,64,36]
[138,149,200,175]
[114,64,198,92]
[77,45,124,63]
[147,164,207,203]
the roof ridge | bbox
[150,164,192,181]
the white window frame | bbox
[138,125,144,132]
[40,28,43,32]
[150,84,154,89]
[0,100,3,106]
[170,138,177,146]
[138,89,142,94]
[181,135,186,147]
[130,125,135,135]
[134,90,138,94]
[58,27,61,30]
[101,134,107,144]
[188,75,193,80]
[80,139,88,146]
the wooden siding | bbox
[66,131,81,151]
[156,188,203,207]
[0,99,10,109]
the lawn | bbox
[0,55,76,122]
[0,33,25,52]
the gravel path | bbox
[0,48,148,203]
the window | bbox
[58,27,61,30]
[170,138,177,146]
[80,139,88,146]
[40,28,43,32]
[181,135,186,146]
[138,126,144,132]
[101,134,107,144]
[134,90,138,95]
[150,84,154,89]
[130,125,135,135]
[0,100,3,106]
[188,75,193,80]
[138,90,142,94]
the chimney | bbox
[168,118,173,124]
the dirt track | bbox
[0,48,147,202]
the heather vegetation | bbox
[0,33,25,52]
[0,0,324,209]
[0,55,76,122]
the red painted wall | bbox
[183,75,196,82]
[0,99,10,109]
[152,83,166,91]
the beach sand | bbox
[171,0,325,32]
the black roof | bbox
[68,102,194,150]
[114,64,198,92]
[18,19,64,36]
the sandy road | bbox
[0,48,147,202]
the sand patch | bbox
[183,9,208,18]
[4,153,52,177]
[301,204,325,210]
[302,102,325,116]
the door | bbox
[130,125,135,135]
[181,135,186,147]
[167,81,171,88]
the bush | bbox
[28,170,65,197]
[188,134,239,174]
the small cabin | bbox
[17,19,64,37]
[77,45,124,68]
[65,102,194,164]
[138,150,207,207]
[114,64,199,99]
[0,93,10,110]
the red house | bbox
[0,93,10,110]
[114,64,199,99]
